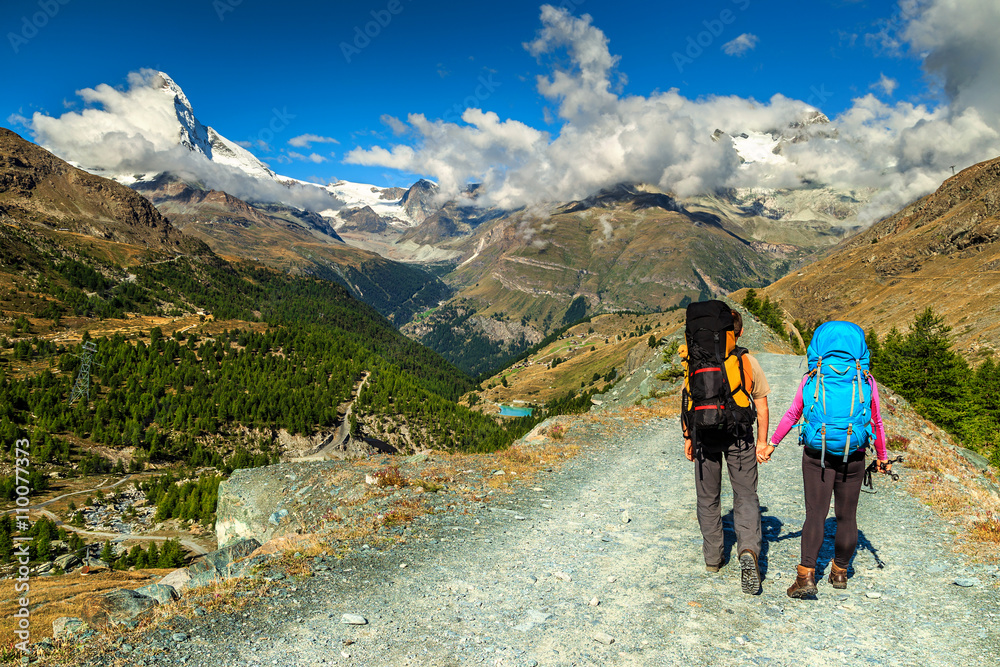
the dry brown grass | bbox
[0,568,168,644]
[372,465,407,488]
[32,575,284,667]
[411,478,443,493]
[969,515,1000,543]
[895,435,1000,560]
[379,499,423,528]
[618,397,681,422]
[908,476,972,513]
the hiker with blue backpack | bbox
[770,321,892,598]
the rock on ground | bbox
[81,589,157,630]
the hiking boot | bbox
[786,564,818,598]
[738,550,760,594]
[706,561,724,573]
[829,562,848,589]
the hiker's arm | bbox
[770,375,807,445]
[682,389,694,461]
[754,396,773,463]
[869,376,889,463]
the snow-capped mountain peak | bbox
[147,71,277,181]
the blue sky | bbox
[3,0,934,187]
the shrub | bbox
[373,465,406,488]
[969,515,1000,543]
[412,479,442,493]
[887,435,911,450]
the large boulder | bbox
[54,553,81,570]
[189,538,261,576]
[157,567,192,592]
[135,584,179,605]
[163,538,263,592]
[215,461,366,547]
[52,617,87,640]
[81,589,157,630]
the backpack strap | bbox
[731,346,755,404]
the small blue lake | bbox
[499,405,533,417]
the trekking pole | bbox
[862,455,904,493]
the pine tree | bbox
[146,541,159,566]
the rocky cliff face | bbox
[400,179,442,224]
[339,205,389,233]
[0,128,204,252]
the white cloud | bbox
[722,33,759,56]
[287,151,327,163]
[381,114,409,136]
[346,1,1000,223]
[872,73,899,96]
[288,133,339,148]
[20,1,1000,227]
[903,0,1000,123]
[28,69,340,211]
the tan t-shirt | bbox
[745,354,770,400]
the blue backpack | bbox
[800,321,873,467]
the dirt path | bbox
[290,371,371,462]
[133,352,999,666]
[34,509,209,556]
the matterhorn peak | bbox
[124,69,278,181]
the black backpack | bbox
[681,301,757,448]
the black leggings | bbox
[800,449,866,569]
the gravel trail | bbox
[121,353,1000,666]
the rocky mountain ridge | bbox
[0,128,204,254]
[756,153,1000,357]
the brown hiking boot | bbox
[739,550,760,594]
[829,562,848,589]
[786,564,817,599]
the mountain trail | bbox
[96,353,999,666]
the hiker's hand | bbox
[877,459,893,475]
[684,437,694,462]
[756,442,775,464]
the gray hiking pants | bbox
[694,440,761,564]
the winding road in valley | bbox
[6,474,210,556]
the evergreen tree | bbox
[146,541,159,566]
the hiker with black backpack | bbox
[769,321,892,598]
[681,301,772,595]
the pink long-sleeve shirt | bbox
[770,374,888,461]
